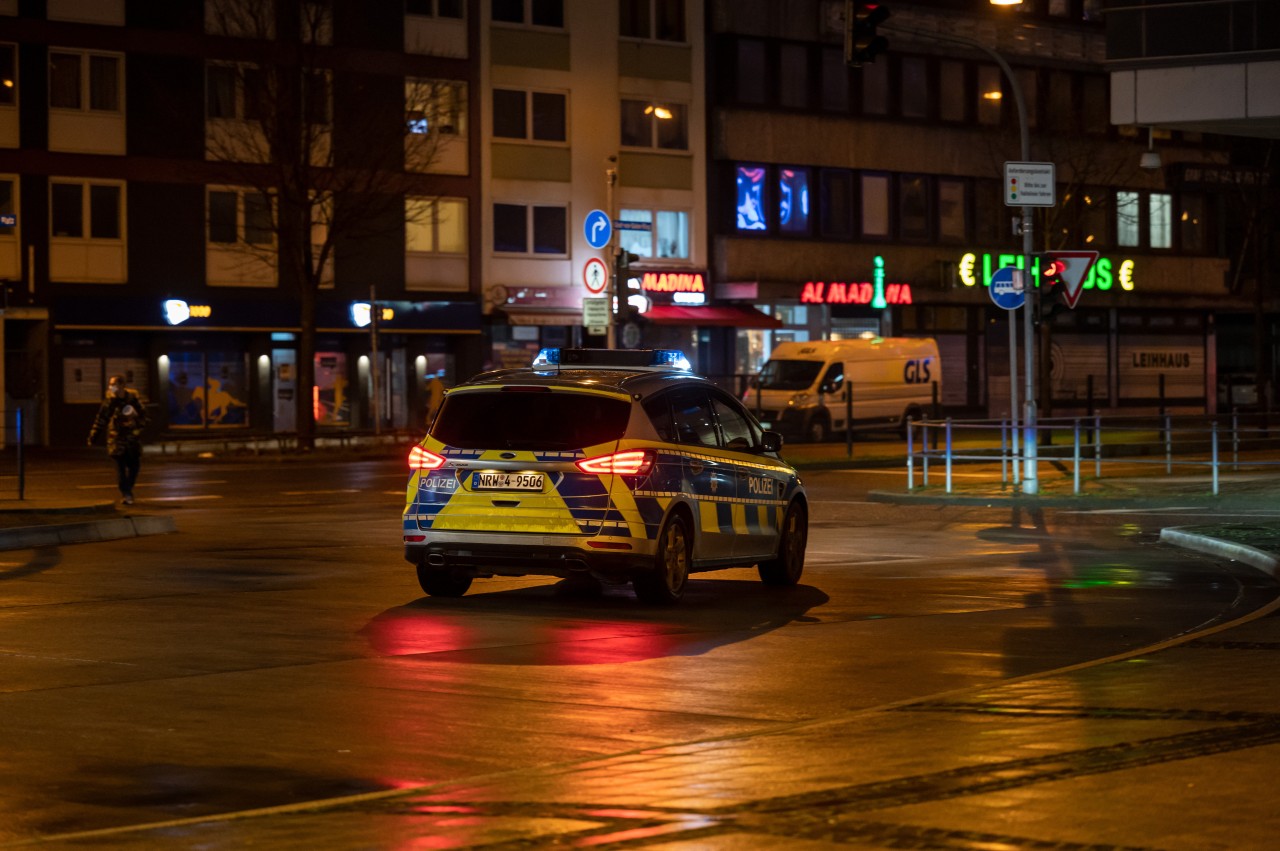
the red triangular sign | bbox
[1048,250,1099,309]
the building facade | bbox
[706,0,1248,422]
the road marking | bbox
[281,489,361,495]
[145,495,223,502]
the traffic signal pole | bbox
[881,22,1038,493]
[605,158,618,350]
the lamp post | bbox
[884,21,1039,493]
[605,157,618,350]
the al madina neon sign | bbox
[801,256,913,307]
[958,252,1137,291]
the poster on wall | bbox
[167,352,249,428]
[63,358,104,404]
[314,352,351,426]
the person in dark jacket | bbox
[87,374,149,505]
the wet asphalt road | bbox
[0,455,1276,848]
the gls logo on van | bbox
[904,358,933,384]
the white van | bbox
[744,337,941,442]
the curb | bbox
[1159,528,1280,579]
[0,515,177,551]
[865,488,1222,509]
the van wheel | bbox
[416,564,472,597]
[806,416,829,443]
[759,501,807,586]
[634,514,689,605]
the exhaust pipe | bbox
[426,553,446,567]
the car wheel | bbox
[807,416,829,443]
[416,563,473,597]
[634,513,690,605]
[758,501,807,586]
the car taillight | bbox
[408,446,447,470]
[576,450,652,476]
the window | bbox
[1149,192,1172,249]
[735,164,767,232]
[938,60,965,122]
[1080,190,1107,247]
[779,44,808,109]
[207,188,274,246]
[711,393,759,451]
[619,208,689,260]
[899,175,930,241]
[736,40,766,104]
[0,44,15,107]
[1082,76,1108,134]
[206,63,264,121]
[860,57,889,115]
[620,0,685,42]
[977,65,1001,125]
[1116,191,1140,247]
[406,197,467,254]
[304,71,330,125]
[1179,194,1206,253]
[1017,68,1037,129]
[937,179,967,243]
[492,88,565,142]
[51,180,122,240]
[900,57,928,119]
[819,169,852,239]
[620,99,687,150]
[670,388,718,447]
[49,50,121,113]
[778,167,810,235]
[492,202,566,255]
[166,351,250,428]
[406,0,462,17]
[407,79,467,136]
[860,173,890,238]
[1047,72,1074,133]
[820,48,849,112]
[492,0,562,28]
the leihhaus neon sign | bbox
[959,252,1136,291]
[801,256,912,306]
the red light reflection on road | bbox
[366,613,472,656]
[547,622,682,665]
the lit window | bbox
[406,197,468,254]
[778,168,810,235]
[937,179,968,243]
[735,164,767,232]
[620,208,689,259]
[1117,191,1140,247]
[407,78,467,135]
[1149,192,1172,249]
[620,99,687,150]
[861,173,890,238]
[0,44,16,107]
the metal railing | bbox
[906,412,1280,496]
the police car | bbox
[403,348,807,604]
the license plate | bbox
[471,471,545,492]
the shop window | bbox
[820,47,849,112]
[779,44,808,109]
[406,197,467,254]
[621,0,684,42]
[407,0,462,17]
[778,167,810,235]
[860,173,890,238]
[735,164,767,232]
[166,351,249,428]
[620,99,687,150]
[619,208,689,260]
[937,178,967,243]
[736,39,766,105]
[900,57,928,119]
[49,50,121,113]
[314,351,351,426]
[899,174,930,241]
[492,0,562,28]
[493,88,565,142]
[492,202,566,255]
[819,169,852,239]
[1179,194,1206,254]
[1117,190,1140,247]
[1149,192,1172,249]
[939,60,965,122]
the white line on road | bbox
[281,489,362,495]
[144,495,223,502]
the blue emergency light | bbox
[532,348,692,372]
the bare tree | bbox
[203,0,457,448]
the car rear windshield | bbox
[758,359,822,391]
[431,389,631,450]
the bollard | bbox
[17,408,25,501]
[1073,417,1081,494]
[1232,409,1239,472]
[845,384,853,459]
[1212,420,1219,495]
[907,418,915,490]
[1094,413,1102,480]
[1001,418,1008,487]
[945,418,953,494]
[1164,413,1173,475]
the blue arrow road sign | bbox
[989,265,1025,310]
[584,209,611,249]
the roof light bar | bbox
[532,348,692,371]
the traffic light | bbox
[614,249,639,281]
[1037,255,1067,320]
[845,1,890,68]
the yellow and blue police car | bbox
[403,348,807,604]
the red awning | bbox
[643,305,781,328]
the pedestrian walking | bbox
[87,374,149,506]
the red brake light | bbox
[409,446,446,470]
[576,450,652,476]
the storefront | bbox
[49,295,481,445]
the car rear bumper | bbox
[404,531,652,581]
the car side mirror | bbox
[761,431,783,453]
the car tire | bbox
[758,501,807,586]
[416,563,473,597]
[807,416,829,444]
[634,513,690,605]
